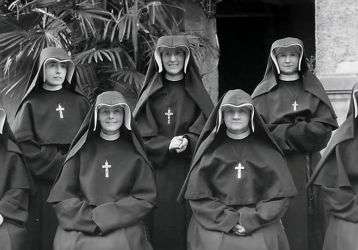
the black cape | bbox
[133,35,213,138]
[0,110,31,250]
[251,37,338,250]
[252,38,337,153]
[47,91,156,250]
[179,89,296,202]
[308,84,358,250]
[179,89,296,250]
[11,47,90,250]
[309,83,358,187]
[133,35,213,250]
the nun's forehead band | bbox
[97,104,124,108]
[44,58,72,65]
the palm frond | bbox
[186,33,219,75]
[0,55,36,100]
[60,1,112,39]
[103,65,145,97]
[74,46,135,71]
[142,1,185,34]
[0,12,69,70]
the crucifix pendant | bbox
[56,103,65,119]
[165,107,174,125]
[292,100,298,111]
[102,160,111,178]
[234,163,245,179]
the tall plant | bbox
[0,0,218,115]
[0,0,185,105]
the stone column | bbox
[316,0,358,124]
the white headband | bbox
[94,103,132,131]
[353,88,358,118]
[270,44,304,74]
[43,57,74,83]
[154,46,190,74]
[216,103,255,133]
[0,108,5,134]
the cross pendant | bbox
[292,100,298,111]
[102,160,111,178]
[234,163,245,179]
[165,108,174,125]
[56,104,65,119]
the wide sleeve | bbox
[285,102,335,153]
[237,198,290,234]
[269,103,335,153]
[49,156,98,234]
[184,112,206,155]
[189,199,240,233]
[17,141,65,181]
[320,186,358,222]
[186,156,240,233]
[14,103,65,181]
[142,135,172,168]
[0,153,30,224]
[92,158,156,234]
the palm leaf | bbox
[74,46,134,71]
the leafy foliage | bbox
[0,0,217,107]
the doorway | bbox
[217,0,315,96]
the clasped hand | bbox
[169,136,188,153]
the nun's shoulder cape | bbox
[17,47,88,110]
[178,89,297,202]
[0,108,32,196]
[13,47,90,144]
[308,84,358,188]
[63,91,150,168]
[252,37,336,124]
[133,35,213,135]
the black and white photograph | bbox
[0,0,356,250]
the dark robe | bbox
[139,78,207,250]
[47,133,156,250]
[13,87,89,250]
[309,85,358,250]
[180,89,297,250]
[252,38,338,250]
[134,36,213,250]
[0,120,31,250]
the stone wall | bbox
[316,0,358,124]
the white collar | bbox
[100,131,120,141]
[42,84,63,91]
[165,73,184,81]
[226,129,251,140]
[278,74,300,81]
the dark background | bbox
[216,0,315,96]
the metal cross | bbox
[292,100,299,111]
[102,160,111,178]
[165,108,174,125]
[235,163,245,179]
[56,104,65,119]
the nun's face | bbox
[161,48,185,76]
[98,106,124,135]
[223,106,250,134]
[44,60,67,87]
[276,49,300,75]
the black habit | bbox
[48,91,156,250]
[12,47,89,250]
[179,89,297,250]
[134,35,213,250]
[310,84,358,250]
[0,109,31,250]
[252,37,338,250]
